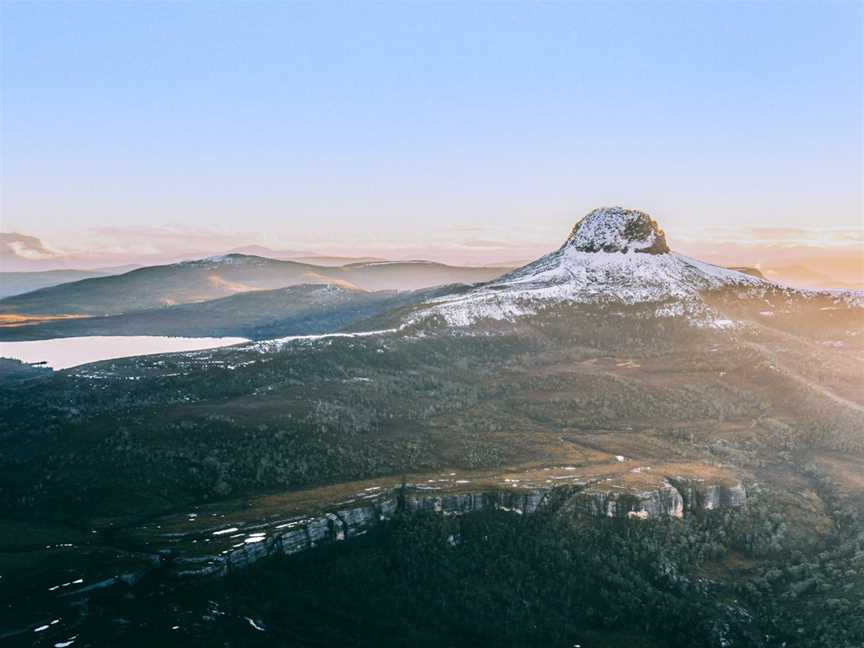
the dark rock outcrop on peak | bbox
[564,206,670,255]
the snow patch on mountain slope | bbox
[828,290,864,308]
[249,328,400,352]
[182,254,271,267]
[412,246,764,327]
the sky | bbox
[1,1,862,269]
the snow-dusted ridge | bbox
[409,207,768,327]
[249,328,400,352]
[180,253,272,267]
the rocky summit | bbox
[415,206,764,326]
[564,206,670,254]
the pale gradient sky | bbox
[1,1,862,261]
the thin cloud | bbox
[73,225,266,256]
[458,239,540,249]
[0,232,61,260]
[677,225,863,247]
[750,227,809,240]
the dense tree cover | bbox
[1,302,860,522]
[0,357,50,384]
[67,479,864,647]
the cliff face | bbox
[567,482,685,520]
[562,479,747,520]
[402,489,547,516]
[671,479,748,513]
[171,481,745,578]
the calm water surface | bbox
[0,335,248,370]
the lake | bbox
[0,335,249,370]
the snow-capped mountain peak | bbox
[411,207,766,326]
[564,206,669,254]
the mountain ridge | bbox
[0,254,512,317]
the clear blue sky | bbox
[1,1,861,254]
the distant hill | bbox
[0,254,510,318]
[0,284,445,341]
[0,269,108,299]
[224,244,312,259]
[293,255,387,266]
[762,260,864,290]
[226,245,385,266]
[0,267,139,299]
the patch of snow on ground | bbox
[245,617,266,631]
[250,328,400,352]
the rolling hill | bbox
[0,283,448,341]
[0,269,108,299]
[0,255,511,318]
[0,267,141,299]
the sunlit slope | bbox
[0,254,509,317]
[0,284,448,341]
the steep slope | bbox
[411,207,767,326]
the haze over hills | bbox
[5,226,861,292]
[0,232,196,273]
[0,284,449,341]
[0,269,109,299]
[0,255,511,319]
[674,242,864,291]
[759,256,864,291]
[226,244,386,266]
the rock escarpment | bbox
[566,482,685,520]
[670,479,748,513]
[169,480,745,578]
